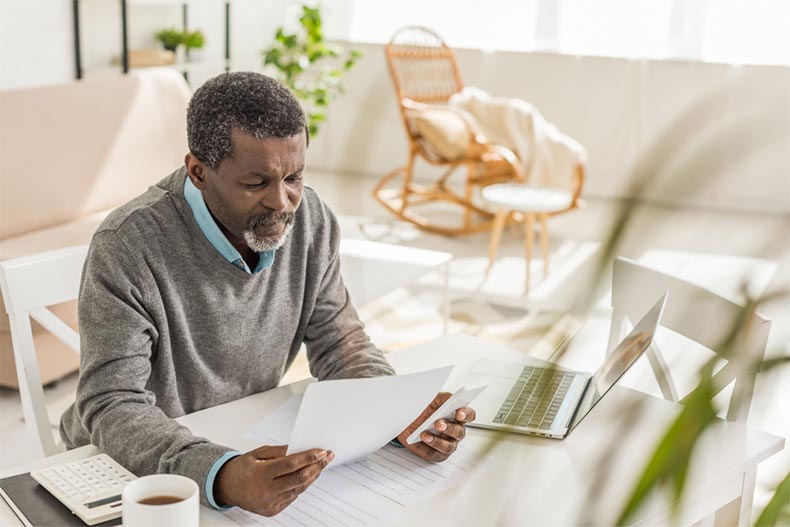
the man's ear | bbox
[185,153,208,190]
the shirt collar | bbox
[183,176,275,274]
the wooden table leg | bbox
[486,207,508,276]
[539,212,550,275]
[524,212,535,294]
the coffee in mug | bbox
[122,474,198,527]
[137,495,185,506]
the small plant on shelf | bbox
[183,30,205,50]
[262,3,361,137]
[155,28,183,52]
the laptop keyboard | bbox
[493,367,574,429]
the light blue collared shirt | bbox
[183,176,275,508]
[184,176,275,274]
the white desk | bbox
[0,334,783,526]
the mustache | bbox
[247,211,296,229]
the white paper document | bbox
[223,471,408,527]
[242,388,497,509]
[287,366,453,466]
[242,394,303,445]
[333,440,494,506]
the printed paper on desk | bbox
[287,366,453,466]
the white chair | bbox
[609,256,770,424]
[0,245,88,457]
[609,256,771,526]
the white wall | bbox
[2,2,789,213]
[0,0,75,90]
[309,43,790,213]
[0,0,290,90]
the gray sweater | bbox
[60,168,395,505]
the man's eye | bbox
[246,181,266,189]
[286,176,303,184]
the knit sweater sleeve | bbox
[303,209,396,381]
[73,231,233,506]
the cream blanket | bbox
[449,87,586,191]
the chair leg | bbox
[524,213,535,294]
[713,467,757,526]
[463,163,476,230]
[399,150,417,213]
[486,208,509,276]
[8,313,58,457]
[539,212,550,275]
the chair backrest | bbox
[608,257,770,423]
[386,26,464,105]
[385,26,472,166]
[0,245,88,456]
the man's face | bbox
[190,129,306,253]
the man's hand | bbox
[396,392,477,463]
[215,445,333,516]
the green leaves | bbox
[617,363,718,525]
[155,28,205,51]
[754,472,790,526]
[155,28,183,52]
[616,320,790,526]
[262,3,361,136]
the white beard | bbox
[243,221,294,252]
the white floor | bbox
[2,169,789,521]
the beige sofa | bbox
[0,68,191,387]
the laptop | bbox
[462,293,667,439]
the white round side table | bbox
[481,184,573,293]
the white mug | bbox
[121,474,199,527]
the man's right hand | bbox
[214,445,334,516]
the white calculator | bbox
[30,454,137,526]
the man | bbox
[60,71,475,517]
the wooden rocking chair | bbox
[373,26,525,236]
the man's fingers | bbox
[420,432,457,456]
[265,448,330,477]
[407,441,449,463]
[248,445,288,460]
[273,491,302,514]
[434,419,466,441]
[272,459,327,493]
[455,406,476,423]
[432,392,453,407]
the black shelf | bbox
[73,0,231,82]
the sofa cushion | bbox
[0,68,190,239]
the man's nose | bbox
[262,181,289,211]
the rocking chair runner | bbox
[373,26,527,236]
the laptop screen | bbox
[568,293,667,432]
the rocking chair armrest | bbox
[400,97,429,112]
[484,144,525,182]
[570,162,586,208]
[455,111,489,146]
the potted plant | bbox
[183,30,205,61]
[262,4,361,137]
[155,28,183,53]
[183,30,205,50]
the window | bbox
[325,0,790,66]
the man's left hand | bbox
[396,392,476,462]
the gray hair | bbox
[187,72,307,169]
